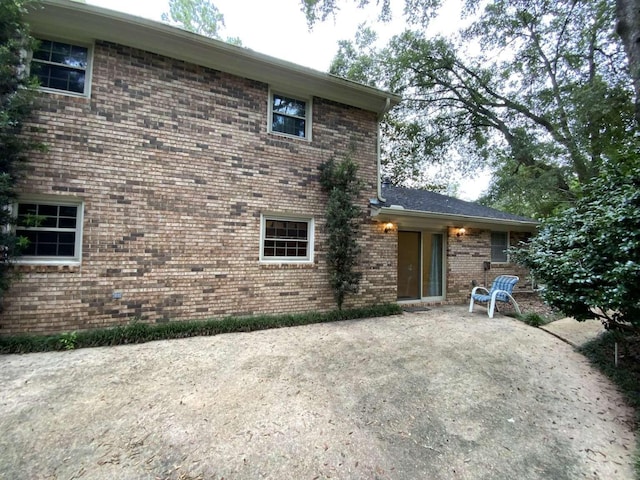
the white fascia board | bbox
[29,0,401,114]
[371,206,539,231]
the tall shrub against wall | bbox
[0,0,41,297]
[319,155,363,310]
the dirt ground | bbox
[0,307,636,480]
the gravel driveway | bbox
[0,307,636,479]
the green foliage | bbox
[511,151,640,331]
[0,0,41,297]
[58,331,77,350]
[318,155,363,310]
[299,0,444,28]
[326,0,634,216]
[517,312,547,327]
[161,0,242,45]
[0,303,403,354]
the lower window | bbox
[260,215,314,263]
[15,199,83,264]
[491,231,509,263]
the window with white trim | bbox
[260,215,314,263]
[15,199,83,264]
[31,39,90,96]
[269,91,311,139]
[490,231,509,263]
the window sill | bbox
[38,87,90,99]
[15,259,81,267]
[259,261,316,269]
[267,130,311,142]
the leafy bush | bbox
[0,0,42,298]
[0,303,402,354]
[512,155,640,332]
[519,312,547,327]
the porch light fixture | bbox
[456,227,466,237]
[383,222,395,233]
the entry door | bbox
[397,231,421,300]
[397,231,445,301]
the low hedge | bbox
[0,303,402,354]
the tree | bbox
[0,0,41,296]
[318,155,363,310]
[511,150,640,332]
[161,0,241,44]
[306,0,636,218]
[616,0,640,124]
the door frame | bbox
[397,229,447,303]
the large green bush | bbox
[512,155,640,331]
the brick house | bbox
[372,184,538,305]
[1,0,535,335]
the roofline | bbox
[27,0,401,114]
[372,206,539,230]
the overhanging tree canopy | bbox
[304,0,636,218]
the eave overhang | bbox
[371,206,539,232]
[27,0,401,115]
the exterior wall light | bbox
[384,222,395,233]
[456,227,466,237]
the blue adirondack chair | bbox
[469,275,521,318]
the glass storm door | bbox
[397,231,445,301]
[422,233,444,299]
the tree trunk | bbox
[616,0,640,125]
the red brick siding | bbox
[1,41,396,335]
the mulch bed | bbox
[498,291,557,318]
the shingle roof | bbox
[30,0,401,115]
[381,185,535,224]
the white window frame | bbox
[490,231,510,263]
[14,195,84,266]
[267,88,312,141]
[31,37,93,98]
[259,214,314,264]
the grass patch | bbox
[515,312,552,327]
[505,311,554,327]
[0,303,402,354]
[578,332,640,478]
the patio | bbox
[0,307,635,479]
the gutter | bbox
[371,206,539,229]
[376,97,393,203]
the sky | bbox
[87,0,491,200]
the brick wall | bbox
[1,41,397,335]
[446,227,533,303]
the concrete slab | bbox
[540,317,606,348]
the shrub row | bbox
[0,303,402,354]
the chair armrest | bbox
[471,286,489,296]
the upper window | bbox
[15,199,83,264]
[260,215,314,263]
[31,39,90,96]
[269,92,311,139]
[490,231,509,263]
